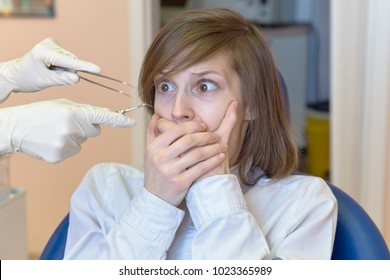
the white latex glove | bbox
[0,37,101,102]
[0,99,135,163]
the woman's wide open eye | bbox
[195,79,218,94]
[157,80,175,94]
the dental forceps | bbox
[117,103,153,114]
[49,65,153,114]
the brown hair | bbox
[139,8,299,184]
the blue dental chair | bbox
[327,182,390,259]
[40,213,69,260]
[39,181,390,260]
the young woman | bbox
[64,8,337,260]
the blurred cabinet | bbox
[0,188,28,259]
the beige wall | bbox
[0,0,136,258]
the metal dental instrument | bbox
[49,65,152,114]
[77,70,133,98]
[117,103,153,114]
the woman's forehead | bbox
[159,52,234,78]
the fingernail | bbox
[218,152,226,159]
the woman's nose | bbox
[171,92,194,122]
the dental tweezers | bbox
[117,103,153,114]
[49,65,153,113]
[77,70,133,98]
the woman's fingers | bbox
[168,141,227,173]
[215,100,238,144]
[149,120,208,150]
[146,114,160,144]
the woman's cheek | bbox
[204,112,224,132]
[153,106,168,119]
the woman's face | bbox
[154,53,251,165]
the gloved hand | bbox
[0,37,101,102]
[0,99,135,163]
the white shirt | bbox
[64,163,337,260]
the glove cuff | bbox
[0,60,18,101]
[0,107,20,156]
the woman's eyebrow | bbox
[190,70,221,77]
